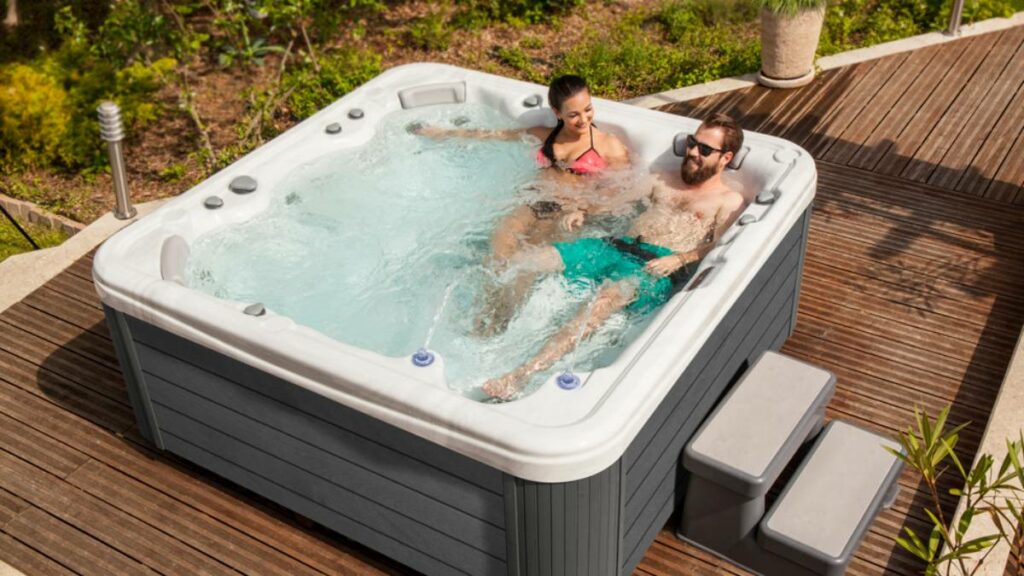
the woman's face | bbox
[554,89,595,136]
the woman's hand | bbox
[644,254,684,277]
[560,209,587,232]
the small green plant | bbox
[453,0,583,27]
[0,64,70,171]
[407,9,452,51]
[495,46,545,83]
[158,162,188,182]
[284,47,381,120]
[758,0,828,14]
[889,406,1024,576]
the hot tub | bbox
[94,63,816,576]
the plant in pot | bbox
[758,0,828,88]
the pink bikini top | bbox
[536,124,609,175]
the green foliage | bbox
[0,65,70,171]
[557,1,760,99]
[496,46,546,83]
[889,406,1024,576]
[758,0,828,15]
[407,9,452,51]
[0,5,177,173]
[284,48,382,120]
[0,217,68,262]
[453,0,584,27]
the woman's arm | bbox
[413,124,550,142]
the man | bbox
[483,113,747,400]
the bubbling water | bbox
[186,103,655,398]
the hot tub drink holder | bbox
[678,351,904,576]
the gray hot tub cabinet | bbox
[103,207,811,576]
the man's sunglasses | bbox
[686,134,726,157]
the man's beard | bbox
[681,157,717,185]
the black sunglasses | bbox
[686,134,725,157]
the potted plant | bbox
[757,0,828,88]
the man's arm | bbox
[645,191,748,276]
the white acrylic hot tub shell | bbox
[93,63,815,483]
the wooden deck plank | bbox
[4,507,157,576]
[0,447,243,576]
[905,27,1024,183]
[801,53,910,157]
[823,44,942,165]
[2,302,119,367]
[0,320,129,408]
[929,27,1024,190]
[984,121,1024,202]
[954,81,1024,198]
[21,285,111,340]
[849,40,973,172]
[0,348,135,433]
[67,459,333,576]
[874,34,1000,177]
[0,529,79,576]
[778,63,867,143]
[0,378,397,576]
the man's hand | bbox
[560,209,586,232]
[644,254,684,277]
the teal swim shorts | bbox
[552,236,686,314]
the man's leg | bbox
[483,280,636,399]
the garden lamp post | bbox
[97,101,137,220]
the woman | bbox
[416,75,632,334]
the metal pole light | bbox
[97,101,137,220]
[947,0,965,35]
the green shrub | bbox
[407,10,452,51]
[496,46,546,83]
[284,48,382,119]
[453,0,583,27]
[759,0,828,14]
[0,64,70,171]
[557,2,761,99]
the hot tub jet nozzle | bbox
[557,371,581,390]
[412,348,435,367]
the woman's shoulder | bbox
[594,128,630,162]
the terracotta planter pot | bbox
[758,5,825,88]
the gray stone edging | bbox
[0,193,85,238]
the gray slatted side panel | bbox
[115,313,507,576]
[619,208,810,575]
[125,315,504,494]
[504,463,622,576]
[103,307,163,447]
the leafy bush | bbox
[0,217,68,262]
[0,65,70,170]
[284,48,382,119]
[453,0,583,27]
[759,0,828,14]
[407,9,452,51]
[496,46,546,83]
[557,2,760,99]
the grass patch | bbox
[0,217,67,262]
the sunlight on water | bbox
[185,104,654,398]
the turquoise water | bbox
[186,104,652,397]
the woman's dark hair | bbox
[542,75,590,164]
[547,74,589,111]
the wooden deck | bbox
[1,24,1023,576]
